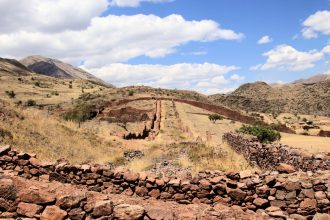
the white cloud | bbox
[0,0,108,33]
[252,44,324,71]
[302,10,330,39]
[109,0,172,7]
[230,74,244,81]
[322,45,330,54]
[257,35,272,44]
[0,13,244,68]
[82,62,238,93]
[302,28,318,39]
[204,87,236,95]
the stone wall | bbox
[223,133,330,171]
[123,100,161,140]
[1,145,330,218]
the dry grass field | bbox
[280,133,330,154]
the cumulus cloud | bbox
[0,13,244,68]
[322,45,330,54]
[230,74,245,81]
[0,0,108,33]
[257,35,272,44]
[82,62,238,93]
[302,10,330,39]
[109,0,173,7]
[252,44,324,71]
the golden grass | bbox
[0,101,123,164]
[280,133,330,154]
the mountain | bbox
[0,58,34,76]
[292,73,330,85]
[209,80,330,116]
[20,55,111,86]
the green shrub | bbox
[208,114,223,123]
[34,82,41,87]
[128,90,134,96]
[5,90,16,98]
[62,103,97,123]
[237,124,281,143]
[26,99,36,106]
[51,91,59,96]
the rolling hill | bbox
[210,80,330,116]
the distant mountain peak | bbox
[20,55,112,87]
[291,73,330,85]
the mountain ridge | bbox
[20,55,112,87]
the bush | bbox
[5,90,16,98]
[62,103,97,123]
[34,82,41,87]
[51,91,59,96]
[237,124,281,143]
[26,99,36,106]
[0,128,13,140]
[208,114,223,123]
[128,90,134,96]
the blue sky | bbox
[0,0,330,94]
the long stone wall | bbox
[1,145,330,218]
[223,133,330,171]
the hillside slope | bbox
[210,81,330,116]
[0,58,34,76]
[20,55,111,86]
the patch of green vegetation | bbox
[62,103,97,123]
[5,90,16,98]
[26,99,36,106]
[237,124,281,143]
[208,114,223,123]
[128,90,134,96]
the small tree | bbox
[208,114,223,123]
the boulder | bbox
[114,204,145,220]
[299,198,317,210]
[146,207,174,220]
[17,202,43,218]
[93,200,113,218]
[276,163,296,173]
[56,192,86,209]
[40,205,67,220]
[17,186,55,204]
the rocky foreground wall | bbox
[223,133,330,171]
[1,145,330,218]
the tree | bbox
[208,114,223,123]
